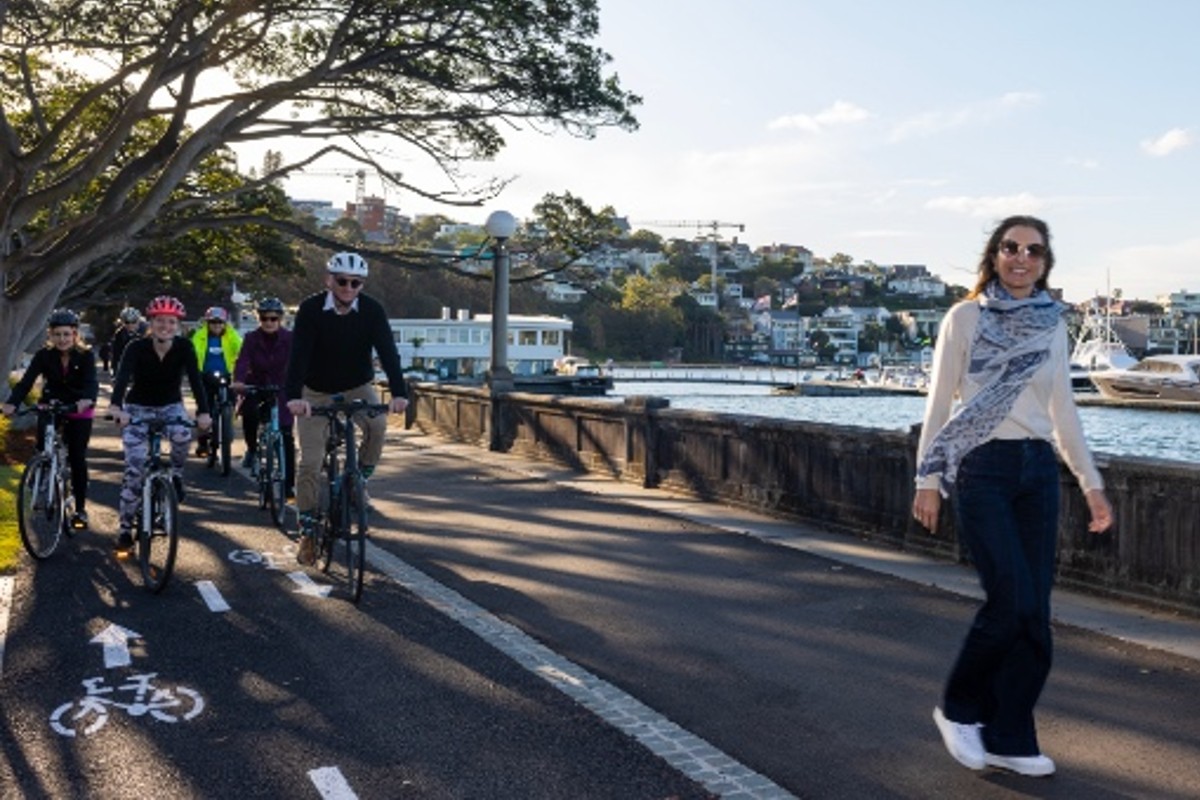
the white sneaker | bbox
[933,707,985,770]
[984,752,1055,777]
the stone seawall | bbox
[410,383,1200,614]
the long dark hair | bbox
[967,215,1055,299]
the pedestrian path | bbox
[397,431,1200,664]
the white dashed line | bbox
[0,576,13,680]
[367,543,796,800]
[308,766,358,799]
[195,580,231,612]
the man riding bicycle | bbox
[2,308,99,530]
[285,252,408,565]
[108,296,212,552]
[190,305,242,459]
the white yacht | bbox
[1089,354,1200,402]
[1069,307,1137,391]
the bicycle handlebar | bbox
[13,399,80,418]
[239,384,281,395]
[308,396,390,419]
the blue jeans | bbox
[943,438,1059,757]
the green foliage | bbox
[1,0,639,375]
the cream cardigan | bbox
[915,300,1104,493]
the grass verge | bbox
[0,415,26,572]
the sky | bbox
[254,1,1200,304]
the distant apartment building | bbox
[886,264,945,298]
[346,195,407,243]
[1162,290,1200,317]
[756,244,814,273]
[290,199,345,228]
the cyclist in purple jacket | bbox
[232,296,296,498]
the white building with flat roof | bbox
[391,310,571,379]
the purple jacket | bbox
[234,327,295,426]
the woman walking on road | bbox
[913,215,1113,777]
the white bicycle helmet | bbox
[326,251,369,277]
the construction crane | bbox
[634,219,746,290]
[295,168,369,203]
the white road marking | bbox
[366,543,796,799]
[90,623,141,669]
[308,766,358,799]
[195,581,231,612]
[0,576,13,680]
[287,571,332,598]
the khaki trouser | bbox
[295,383,386,514]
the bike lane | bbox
[0,427,713,799]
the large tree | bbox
[0,0,638,373]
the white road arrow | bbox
[287,572,332,598]
[90,624,141,669]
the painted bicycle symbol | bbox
[228,547,292,569]
[49,672,205,737]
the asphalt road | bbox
[2,421,1199,799]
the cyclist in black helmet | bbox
[3,308,99,530]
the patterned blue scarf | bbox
[917,281,1063,495]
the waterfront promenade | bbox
[2,422,1199,798]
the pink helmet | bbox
[146,296,186,319]
[204,306,229,322]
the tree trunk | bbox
[1,278,71,379]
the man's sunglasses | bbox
[335,277,363,288]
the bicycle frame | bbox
[243,384,288,528]
[309,396,388,603]
[15,401,76,559]
[122,414,194,593]
[205,373,234,476]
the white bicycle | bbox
[49,673,205,737]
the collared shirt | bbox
[322,291,360,314]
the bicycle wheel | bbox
[318,500,337,573]
[345,472,367,603]
[256,436,270,511]
[139,473,179,593]
[205,414,218,470]
[17,454,62,559]
[219,404,233,476]
[267,433,287,529]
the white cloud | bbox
[767,100,870,133]
[1140,128,1192,157]
[925,192,1046,218]
[889,91,1043,142]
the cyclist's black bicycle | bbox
[14,400,81,559]
[307,396,388,604]
[117,415,196,593]
[203,373,234,476]
[242,384,288,529]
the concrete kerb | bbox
[392,430,1200,665]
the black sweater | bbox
[6,346,99,407]
[110,336,209,413]
[284,291,406,399]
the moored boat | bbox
[1069,307,1137,391]
[1089,354,1200,402]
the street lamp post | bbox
[484,210,517,393]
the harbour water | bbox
[609,380,1200,465]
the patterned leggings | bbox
[118,403,192,531]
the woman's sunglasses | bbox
[998,240,1047,260]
